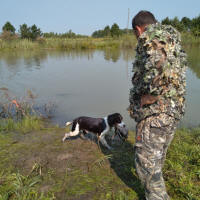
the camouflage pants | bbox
[134,113,178,200]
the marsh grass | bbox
[0,38,39,50]
[0,117,43,133]
[182,33,200,46]
[164,128,200,200]
[0,170,55,200]
[0,33,199,51]
[0,89,54,133]
[0,35,137,50]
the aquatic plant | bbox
[0,89,54,133]
[0,36,136,50]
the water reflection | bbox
[0,50,47,68]
[104,48,121,62]
[185,46,200,78]
[0,50,95,70]
[0,47,199,128]
[46,50,95,60]
[0,49,135,82]
[2,46,199,79]
[0,49,135,69]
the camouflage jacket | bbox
[129,23,187,122]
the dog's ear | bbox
[107,114,115,127]
[118,113,123,122]
[114,113,123,123]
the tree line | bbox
[0,22,87,40]
[43,30,87,38]
[91,23,132,38]
[1,22,42,40]
[0,21,128,40]
[161,15,200,36]
[93,15,200,38]
[1,14,200,41]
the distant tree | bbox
[2,21,15,34]
[19,24,42,40]
[171,17,184,32]
[104,26,111,37]
[64,29,76,38]
[191,15,200,36]
[92,23,126,38]
[181,17,192,31]
[92,31,97,37]
[43,31,87,38]
[43,32,59,38]
[92,29,104,38]
[19,24,31,39]
[191,15,200,27]
[30,24,42,40]
[161,17,171,25]
[110,23,121,37]
[162,17,184,32]
[92,15,200,38]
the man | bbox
[129,11,187,200]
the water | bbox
[0,47,200,129]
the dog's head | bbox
[107,113,123,127]
[107,113,128,141]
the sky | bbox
[1,0,200,35]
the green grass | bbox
[0,124,199,200]
[181,33,200,46]
[0,171,55,200]
[164,128,200,200]
[0,38,39,50]
[0,33,199,51]
[0,116,43,133]
[0,35,137,50]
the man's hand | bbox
[140,94,159,108]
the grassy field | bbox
[0,35,136,50]
[0,116,199,200]
[181,33,200,46]
[0,33,199,51]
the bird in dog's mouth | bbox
[115,124,129,141]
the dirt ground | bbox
[1,127,143,200]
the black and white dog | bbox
[62,113,128,149]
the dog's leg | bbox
[62,124,80,142]
[99,131,112,150]
[80,131,87,140]
[80,130,92,140]
[80,133,87,140]
[97,134,101,150]
[112,127,117,140]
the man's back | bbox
[129,23,187,122]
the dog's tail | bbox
[66,121,72,127]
